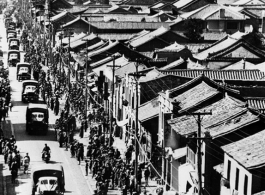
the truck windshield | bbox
[19,67,28,72]
[24,85,36,93]
[32,112,44,121]
[41,180,48,184]
[50,180,57,185]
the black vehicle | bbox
[17,63,31,81]
[7,50,20,67]
[8,38,20,50]
[26,104,49,135]
[4,17,11,28]
[22,80,39,102]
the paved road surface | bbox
[0,13,93,195]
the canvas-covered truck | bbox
[26,103,49,135]
[22,80,39,103]
[17,63,31,81]
[7,50,20,67]
[31,164,65,195]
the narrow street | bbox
[0,12,93,195]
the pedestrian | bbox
[7,151,13,170]
[11,160,18,184]
[85,160,89,176]
[144,166,150,186]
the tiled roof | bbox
[160,69,265,80]
[87,40,119,58]
[137,97,160,122]
[122,0,159,5]
[87,40,105,51]
[173,0,197,9]
[181,4,248,20]
[168,95,251,137]
[155,42,186,53]
[140,74,191,103]
[97,33,137,41]
[159,58,185,70]
[222,59,256,70]
[51,11,76,22]
[64,6,88,14]
[202,32,228,41]
[115,62,147,78]
[207,109,259,138]
[138,68,165,83]
[244,8,264,18]
[186,58,205,69]
[68,33,98,49]
[127,30,150,42]
[254,191,265,195]
[88,21,172,30]
[150,11,177,20]
[194,32,247,60]
[231,0,265,5]
[183,43,210,54]
[250,61,265,72]
[139,52,155,58]
[61,32,87,44]
[62,17,90,28]
[172,81,221,111]
[128,26,170,48]
[90,53,124,68]
[247,98,265,113]
[222,129,265,169]
[103,15,160,22]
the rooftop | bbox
[222,129,265,169]
[160,69,265,81]
[168,95,251,137]
[137,97,160,122]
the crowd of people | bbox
[0,135,30,183]
[0,7,166,195]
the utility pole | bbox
[188,112,212,195]
[63,28,74,91]
[107,54,121,147]
[58,32,63,88]
[128,59,146,192]
[81,38,91,133]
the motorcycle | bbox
[42,151,50,163]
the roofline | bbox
[206,39,265,60]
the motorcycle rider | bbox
[42,144,51,159]
[23,153,30,174]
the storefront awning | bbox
[116,118,129,127]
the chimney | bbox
[220,9,225,18]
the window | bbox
[244,175,248,195]
[227,160,231,181]
[227,22,238,30]
[235,168,239,190]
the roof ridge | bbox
[208,39,265,59]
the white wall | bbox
[223,153,252,195]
